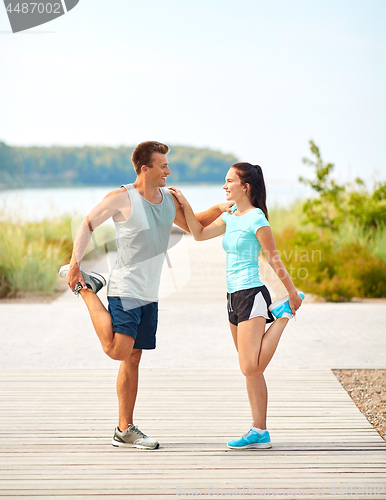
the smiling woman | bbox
[169,161,305,450]
[224,164,268,219]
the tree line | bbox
[0,141,238,189]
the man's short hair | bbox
[132,141,170,174]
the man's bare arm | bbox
[170,187,226,240]
[196,202,234,227]
[67,188,128,291]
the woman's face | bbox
[223,167,246,202]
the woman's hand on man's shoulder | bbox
[218,201,235,214]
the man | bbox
[60,141,231,449]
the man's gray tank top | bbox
[107,184,176,302]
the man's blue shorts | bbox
[107,297,158,350]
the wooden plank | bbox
[0,369,385,499]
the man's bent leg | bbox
[117,348,142,431]
[79,289,134,360]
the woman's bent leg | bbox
[258,317,289,372]
[237,316,289,377]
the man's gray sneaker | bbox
[111,425,159,450]
[58,264,106,295]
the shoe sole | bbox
[268,292,305,312]
[111,438,159,450]
[227,442,272,450]
[268,295,290,312]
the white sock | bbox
[252,426,267,434]
[282,312,292,320]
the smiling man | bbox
[59,141,231,449]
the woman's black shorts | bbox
[227,285,275,326]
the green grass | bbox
[268,200,305,233]
[327,220,386,265]
[1,200,385,301]
[0,213,74,297]
[0,210,117,298]
[365,225,386,264]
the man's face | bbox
[145,152,171,187]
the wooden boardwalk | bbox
[0,369,385,499]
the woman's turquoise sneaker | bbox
[227,429,272,449]
[268,292,305,319]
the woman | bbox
[169,163,304,450]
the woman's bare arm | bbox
[169,187,226,240]
[256,226,303,313]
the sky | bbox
[0,0,385,184]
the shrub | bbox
[288,140,386,300]
[273,228,386,301]
[369,224,386,264]
[300,140,386,232]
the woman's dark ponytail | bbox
[232,162,269,220]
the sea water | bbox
[0,182,312,222]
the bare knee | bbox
[104,344,129,361]
[240,361,264,378]
[104,334,136,361]
[118,350,142,385]
[127,349,142,366]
